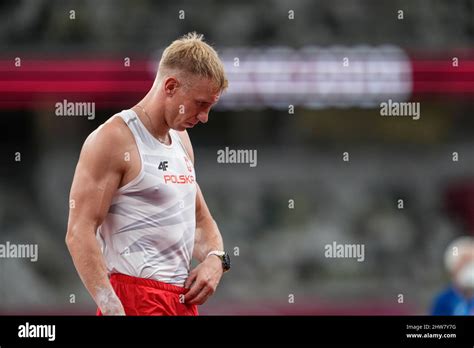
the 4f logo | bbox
[158,161,168,171]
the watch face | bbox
[223,253,231,271]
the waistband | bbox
[110,273,187,294]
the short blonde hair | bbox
[159,32,228,91]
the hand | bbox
[184,256,223,305]
[96,288,126,315]
[101,300,126,315]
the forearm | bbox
[66,227,123,313]
[193,218,224,262]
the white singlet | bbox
[97,109,197,286]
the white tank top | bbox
[97,109,197,286]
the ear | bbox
[163,77,179,96]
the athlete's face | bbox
[166,76,221,131]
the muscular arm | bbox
[65,117,130,315]
[178,130,225,305]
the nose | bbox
[197,111,208,124]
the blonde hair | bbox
[158,32,228,91]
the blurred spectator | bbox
[431,236,474,315]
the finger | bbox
[184,280,204,302]
[184,270,198,289]
[187,287,213,305]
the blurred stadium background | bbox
[0,0,473,314]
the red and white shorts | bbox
[96,273,199,316]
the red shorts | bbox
[96,273,199,316]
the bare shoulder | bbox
[176,130,195,163]
[84,115,130,148]
[70,114,134,225]
[79,114,133,171]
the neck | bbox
[134,92,170,142]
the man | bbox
[66,32,230,316]
[431,236,474,315]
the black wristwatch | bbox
[207,251,231,273]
